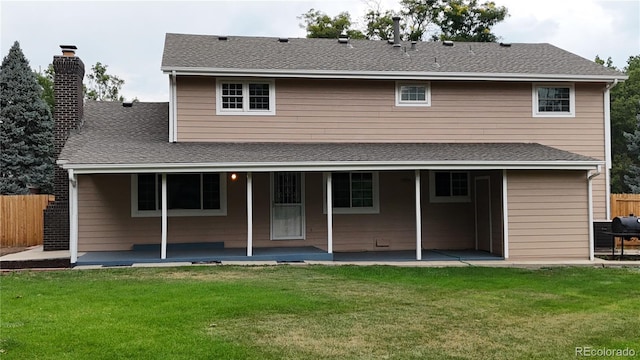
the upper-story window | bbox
[532,83,575,117]
[396,81,431,107]
[216,79,275,115]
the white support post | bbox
[326,172,333,254]
[69,170,78,264]
[588,169,599,261]
[247,172,253,257]
[161,173,167,260]
[415,170,422,260]
[502,170,509,259]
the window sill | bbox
[132,209,227,217]
[215,109,276,116]
[532,112,575,118]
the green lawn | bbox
[1,265,639,359]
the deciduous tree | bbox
[435,0,508,42]
[35,63,55,113]
[301,0,508,42]
[85,62,125,101]
[299,9,365,39]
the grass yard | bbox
[1,265,639,359]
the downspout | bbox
[169,71,178,142]
[604,79,619,220]
[588,165,602,261]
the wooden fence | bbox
[0,195,54,247]
[610,194,640,247]
[611,194,640,218]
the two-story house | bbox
[44,27,626,265]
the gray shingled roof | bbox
[161,33,624,79]
[59,101,600,171]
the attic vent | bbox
[443,40,454,47]
[122,101,133,108]
[218,36,228,41]
[338,37,349,44]
[499,42,511,47]
[278,38,289,43]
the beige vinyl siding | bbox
[507,170,589,259]
[78,171,488,253]
[176,77,606,219]
[176,78,605,159]
[78,174,249,251]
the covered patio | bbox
[60,124,603,265]
[75,245,501,266]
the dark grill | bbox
[611,214,640,237]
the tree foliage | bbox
[301,0,507,42]
[35,64,55,114]
[365,9,396,40]
[435,0,508,42]
[400,0,440,41]
[0,41,54,194]
[85,62,125,101]
[616,55,640,193]
[299,9,365,39]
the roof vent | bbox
[338,37,349,44]
[218,36,228,41]
[499,42,511,47]
[392,16,402,47]
[278,38,289,43]
[122,101,133,108]
[443,40,454,47]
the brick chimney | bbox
[43,45,85,251]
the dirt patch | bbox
[0,247,27,257]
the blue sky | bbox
[2,0,638,101]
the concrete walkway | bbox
[0,246,70,261]
[2,245,639,269]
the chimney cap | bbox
[392,16,401,20]
[60,45,77,56]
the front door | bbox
[271,172,305,240]
[475,176,492,253]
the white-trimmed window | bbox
[324,172,380,214]
[429,171,470,203]
[532,83,575,117]
[396,81,431,107]
[216,79,275,115]
[131,173,227,217]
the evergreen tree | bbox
[624,128,640,193]
[610,55,640,193]
[0,41,54,194]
